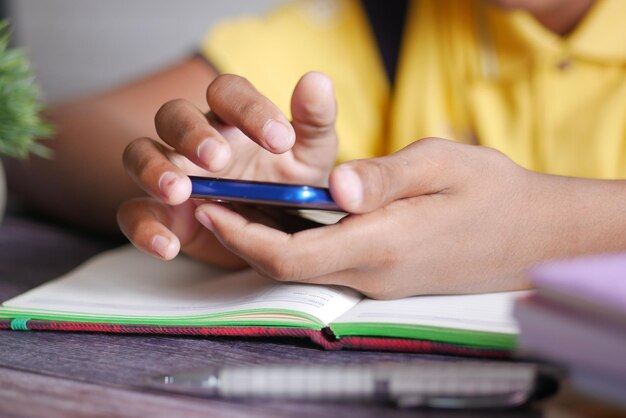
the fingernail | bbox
[338,167,363,207]
[197,139,229,171]
[263,120,293,152]
[158,172,179,198]
[151,235,172,259]
[195,208,214,231]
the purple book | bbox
[514,295,626,378]
[528,252,626,325]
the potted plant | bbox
[0,21,52,221]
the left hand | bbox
[117,72,338,267]
[192,137,548,299]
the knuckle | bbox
[275,262,298,282]
[359,159,392,200]
[296,123,335,142]
[164,150,192,171]
[413,137,467,183]
[155,99,187,124]
[207,74,247,103]
[453,145,512,181]
[416,136,452,161]
[122,137,151,171]
[238,100,265,124]
[174,119,204,144]
[354,248,406,300]
[359,282,395,300]
[262,254,301,282]
[297,97,335,128]
[207,75,229,99]
[480,147,520,179]
[417,136,446,148]
[122,139,139,168]
[155,99,204,142]
[216,224,243,251]
[483,146,510,166]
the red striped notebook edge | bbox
[0,319,510,358]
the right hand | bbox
[117,72,338,267]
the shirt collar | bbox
[507,0,626,63]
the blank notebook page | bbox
[2,245,361,325]
[332,291,525,334]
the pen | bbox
[146,361,558,409]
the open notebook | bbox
[0,246,523,357]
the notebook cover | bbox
[0,319,510,358]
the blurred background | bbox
[2,0,280,103]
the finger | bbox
[118,198,247,268]
[194,206,400,297]
[290,72,338,170]
[155,98,231,172]
[194,203,369,281]
[206,74,295,153]
[228,203,284,230]
[117,197,181,260]
[123,137,192,205]
[329,137,460,213]
[231,204,326,233]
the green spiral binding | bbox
[10,318,31,331]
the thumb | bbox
[289,72,338,169]
[329,138,457,213]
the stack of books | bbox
[514,253,626,407]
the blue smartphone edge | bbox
[189,176,341,211]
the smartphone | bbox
[189,176,341,211]
[189,176,346,231]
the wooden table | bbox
[0,210,621,418]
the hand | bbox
[117,72,337,267]
[191,137,548,298]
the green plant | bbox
[0,21,52,159]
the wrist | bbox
[526,172,626,261]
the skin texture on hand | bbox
[118,72,339,267]
[191,137,626,299]
[117,65,626,299]
[191,138,539,298]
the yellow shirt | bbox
[201,0,626,179]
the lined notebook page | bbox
[2,245,361,325]
[331,292,526,334]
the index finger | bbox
[207,74,295,153]
[155,98,232,172]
